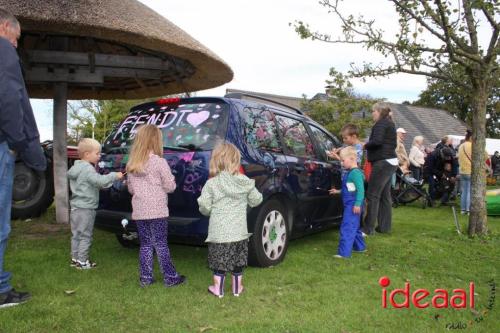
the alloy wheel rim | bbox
[261,210,287,260]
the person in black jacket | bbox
[362,103,398,235]
[425,145,458,205]
[0,9,46,308]
[492,151,500,178]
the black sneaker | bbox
[0,289,31,308]
[165,275,186,287]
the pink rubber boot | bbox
[208,273,225,298]
[232,273,244,297]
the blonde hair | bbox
[126,124,163,174]
[372,102,392,119]
[78,138,101,158]
[413,135,424,146]
[339,146,358,160]
[209,142,241,177]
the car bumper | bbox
[95,209,208,244]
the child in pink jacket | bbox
[127,125,185,288]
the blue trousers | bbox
[460,174,471,212]
[0,142,15,293]
[338,204,366,257]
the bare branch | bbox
[481,5,500,30]
[462,0,479,52]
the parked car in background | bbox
[92,94,344,267]
[11,141,79,220]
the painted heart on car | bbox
[186,111,210,128]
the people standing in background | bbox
[408,136,426,181]
[362,103,398,235]
[395,128,410,174]
[457,130,473,214]
[492,151,500,178]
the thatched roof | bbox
[1,0,233,99]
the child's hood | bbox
[214,171,256,195]
[67,160,92,180]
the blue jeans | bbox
[460,174,471,212]
[0,142,15,294]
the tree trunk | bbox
[468,78,488,236]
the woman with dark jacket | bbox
[362,103,398,235]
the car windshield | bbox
[103,101,229,152]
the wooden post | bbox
[53,82,69,224]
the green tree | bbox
[414,64,499,138]
[301,69,374,138]
[68,99,151,145]
[294,0,499,236]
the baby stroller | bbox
[391,168,432,209]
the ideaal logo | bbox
[379,277,496,330]
[379,276,475,309]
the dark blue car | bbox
[95,94,343,267]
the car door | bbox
[236,106,288,193]
[307,124,344,223]
[274,114,325,230]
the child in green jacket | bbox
[68,138,123,269]
[198,142,263,297]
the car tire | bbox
[248,199,290,267]
[11,161,54,220]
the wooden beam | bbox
[53,82,69,224]
[25,68,104,84]
[26,50,189,72]
[25,67,164,83]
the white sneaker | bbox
[76,260,97,270]
[334,254,347,259]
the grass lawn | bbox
[0,204,499,333]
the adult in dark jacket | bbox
[0,10,46,308]
[425,146,458,205]
[492,151,500,177]
[362,103,397,235]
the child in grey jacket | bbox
[68,138,123,269]
[198,142,263,297]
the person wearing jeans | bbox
[458,130,473,214]
[0,10,47,308]
[363,103,398,235]
[460,175,471,214]
[0,143,15,296]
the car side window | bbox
[275,115,317,158]
[242,107,282,152]
[309,125,340,161]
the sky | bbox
[31,0,431,141]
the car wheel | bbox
[249,199,290,267]
[11,161,54,220]
[115,232,139,248]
